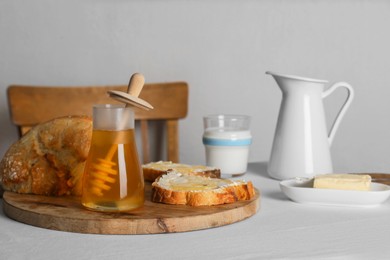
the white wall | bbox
[1,0,390,173]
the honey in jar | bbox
[81,104,144,212]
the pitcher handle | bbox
[322,82,354,145]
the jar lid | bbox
[107,73,153,111]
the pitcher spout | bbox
[265,71,329,84]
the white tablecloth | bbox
[1,162,390,260]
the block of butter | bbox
[313,174,371,191]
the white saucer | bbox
[280,177,390,207]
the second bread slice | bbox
[143,161,221,182]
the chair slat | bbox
[7,82,188,163]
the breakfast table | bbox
[1,162,390,260]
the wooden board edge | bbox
[2,189,260,235]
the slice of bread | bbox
[142,161,220,182]
[151,171,255,206]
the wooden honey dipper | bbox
[88,73,153,197]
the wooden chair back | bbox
[7,82,188,163]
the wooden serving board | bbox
[2,183,260,235]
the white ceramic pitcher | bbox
[266,71,354,180]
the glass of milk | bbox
[203,115,252,177]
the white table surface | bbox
[1,162,390,260]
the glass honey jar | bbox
[81,104,144,212]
